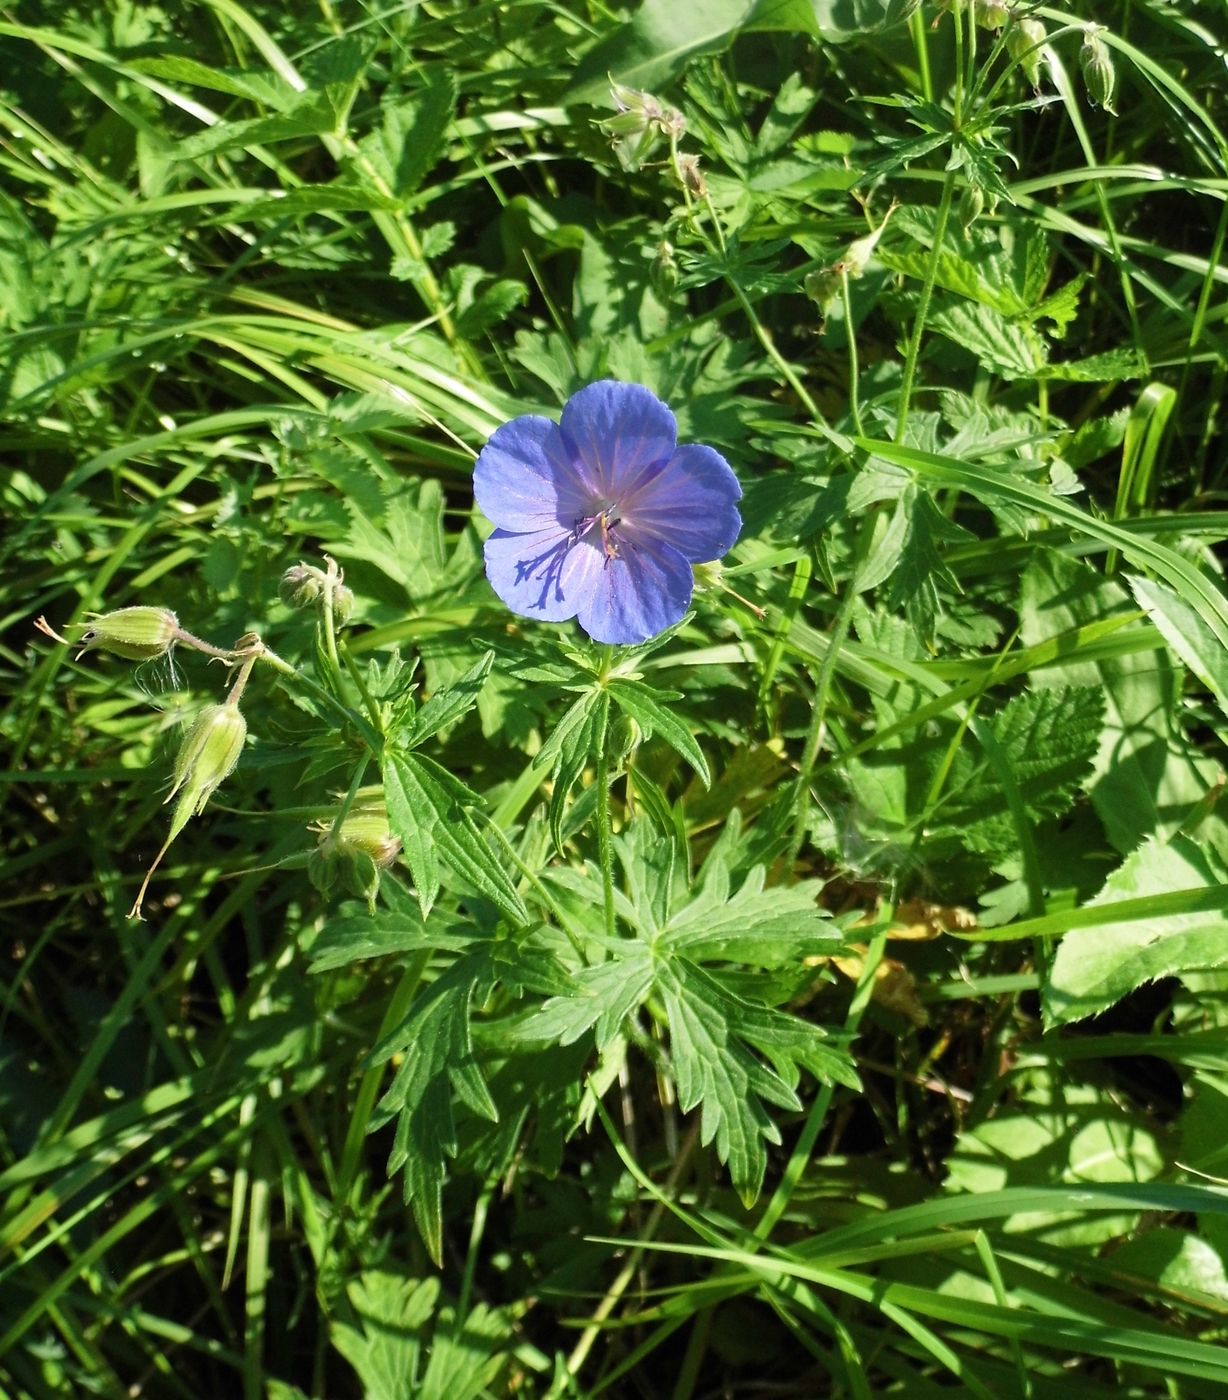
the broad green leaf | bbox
[411,651,494,743]
[931,686,1103,860]
[1044,834,1228,1025]
[748,0,920,42]
[533,688,605,852]
[569,0,755,107]
[665,866,841,964]
[1130,574,1228,724]
[308,879,472,972]
[372,954,498,1262]
[512,948,656,1053]
[926,301,1044,378]
[1020,551,1221,854]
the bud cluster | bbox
[600,78,686,172]
[279,559,354,624]
[309,793,401,910]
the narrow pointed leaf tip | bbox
[473,380,743,646]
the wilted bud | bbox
[1007,16,1047,89]
[168,703,247,817]
[650,240,679,301]
[804,266,841,313]
[36,607,179,663]
[974,0,1009,29]
[310,798,401,909]
[1080,26,1117,114]
[675,153,707,199]
[959,183,985,232]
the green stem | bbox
[595,689,617,942]
[754,923,889,1240]
[895,171,957,441]
[841,268,865,437]
[257,646,383,753]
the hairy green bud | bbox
[1080,26,1117,114]
[650,240,679,301]
[36,606,179,662]
[1007,16,1047,89]
[168,703,247,817]
[974,0,1008,30]
[279,559,354,625]
[128,701,247,920]
[310,798,401,909]
[959,183,985,232]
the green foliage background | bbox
[2,0,1228,1395]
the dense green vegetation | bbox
[3,0,1228,1394]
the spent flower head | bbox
[473,380,742,646]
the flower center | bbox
[574,504,624,566]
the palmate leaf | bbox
[663,865,843,965]
[656,961,857,1203]
[370,953,498,1263]
[383,750,528,923]
[608,678,711,785]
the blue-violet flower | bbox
[474,380,742,645]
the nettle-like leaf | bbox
[1044,835,1228,1027]
[370,952,498,1263]
[929,686,1105,861]
[357,71,457,201]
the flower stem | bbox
[594,688,617,943]
[841,267,865,437]
[894,170,956,442]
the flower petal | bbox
[559,380,677,498]
[623,443,743,562]
[473,415,590,532]
[573,536,694,645]
[483,526,579,622]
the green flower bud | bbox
[1007,16,1047,89]
[600,80,667,171]
[279,564,324,609]
[1080,26,1117,114]
[128,701,246,920]
[310,800,401,910]
[650,240,679,301]
[607,714,641,763]
[279,560,354,625]
[974,0,1008,29]
[959,183,985,232]
[35,607,180,662]
[168,702,247,817]
[841,202,897,281]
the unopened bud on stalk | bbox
[128,702,247,920]
[1007,16,1047,89]
[309,798,401,909]
[650,240,679,301]
[974,0,1009,30]
[600,79,681,171]
[279,560,354,625]
[167,703,247,817]
[959,183,985,232]
[1080,26,1117,114]
[35,607,179,662]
